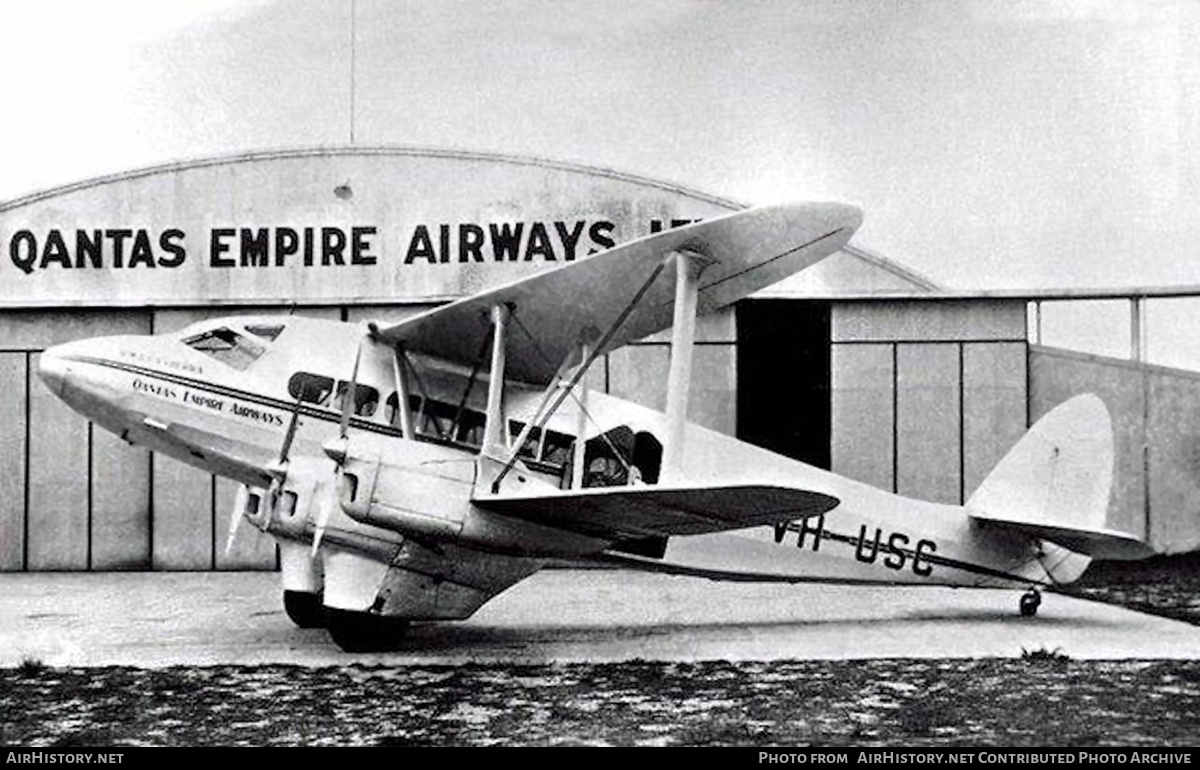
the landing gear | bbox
[325,608,411,652]
[283,590,326,628]
[1019,589,1042,617]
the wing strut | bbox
[482,303,510,455]
[489,254,672,493]
[662,250,711,482]
[391,345,414,438]
[570,339,591,491]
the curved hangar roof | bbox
[0,146,936,308]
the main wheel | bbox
[283,590,326,628]
[1019,590,1042,617]
[326,608,410,652]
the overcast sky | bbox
[2,0,1198,302]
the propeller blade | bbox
[278,398,304,465]
[224,484,250,557]
[310,475,339,557]
[339,336,364,441]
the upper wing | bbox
[473,484,840,539]
[374,202,862,384]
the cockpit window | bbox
[244,323,286,341]
[183,328,265,370]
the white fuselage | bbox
[38,314,1070,621]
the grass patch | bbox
[1020,647,1071,664]
[17,657,48,676]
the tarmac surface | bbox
[3,570,1199,667]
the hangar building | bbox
[1,147,1196,572]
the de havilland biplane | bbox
[37,202,1152,651]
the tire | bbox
[326,608,410,652]
[283,590,326,629]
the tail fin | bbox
[967,394,1152,569]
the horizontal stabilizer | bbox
[970,514,1155,560]
[967,393,1153,562]
[474,484,840,540]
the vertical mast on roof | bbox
[349,0,356,144]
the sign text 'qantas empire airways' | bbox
[2,218,701,275]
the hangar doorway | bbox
[736,300,831,468]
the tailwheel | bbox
[1019,589,1042,617]
[326,608,411,652]
[283,590,326,628]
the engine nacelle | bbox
[334,437,607,557]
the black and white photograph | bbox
[2,0,1199,750]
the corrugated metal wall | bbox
[1,310,152,571]
[1030,345,1200,553]
[608,309,738,438]
[830,300,1029,505]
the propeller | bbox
[228,323,374,560]
[224,398,304,558]
[313,328,370,555]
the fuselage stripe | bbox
[70,354,410,439]
[815,528,1043,586]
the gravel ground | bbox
[3,659,1199,747]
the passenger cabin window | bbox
[334,381,380,418]
[382,391,490,447]
[385,392,401,427]
[288,372,334,405]
[244,323,286,341]
[542,431,573,467]
[288,372,380,419]
[183,328,265,370]
[508,420,575,469]
[415,399,484,445]
[582,426,637,488]
[384,392,423,431]
[508,421,541,459]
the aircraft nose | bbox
[38,346,72,397]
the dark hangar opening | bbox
[736,299,832,469]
